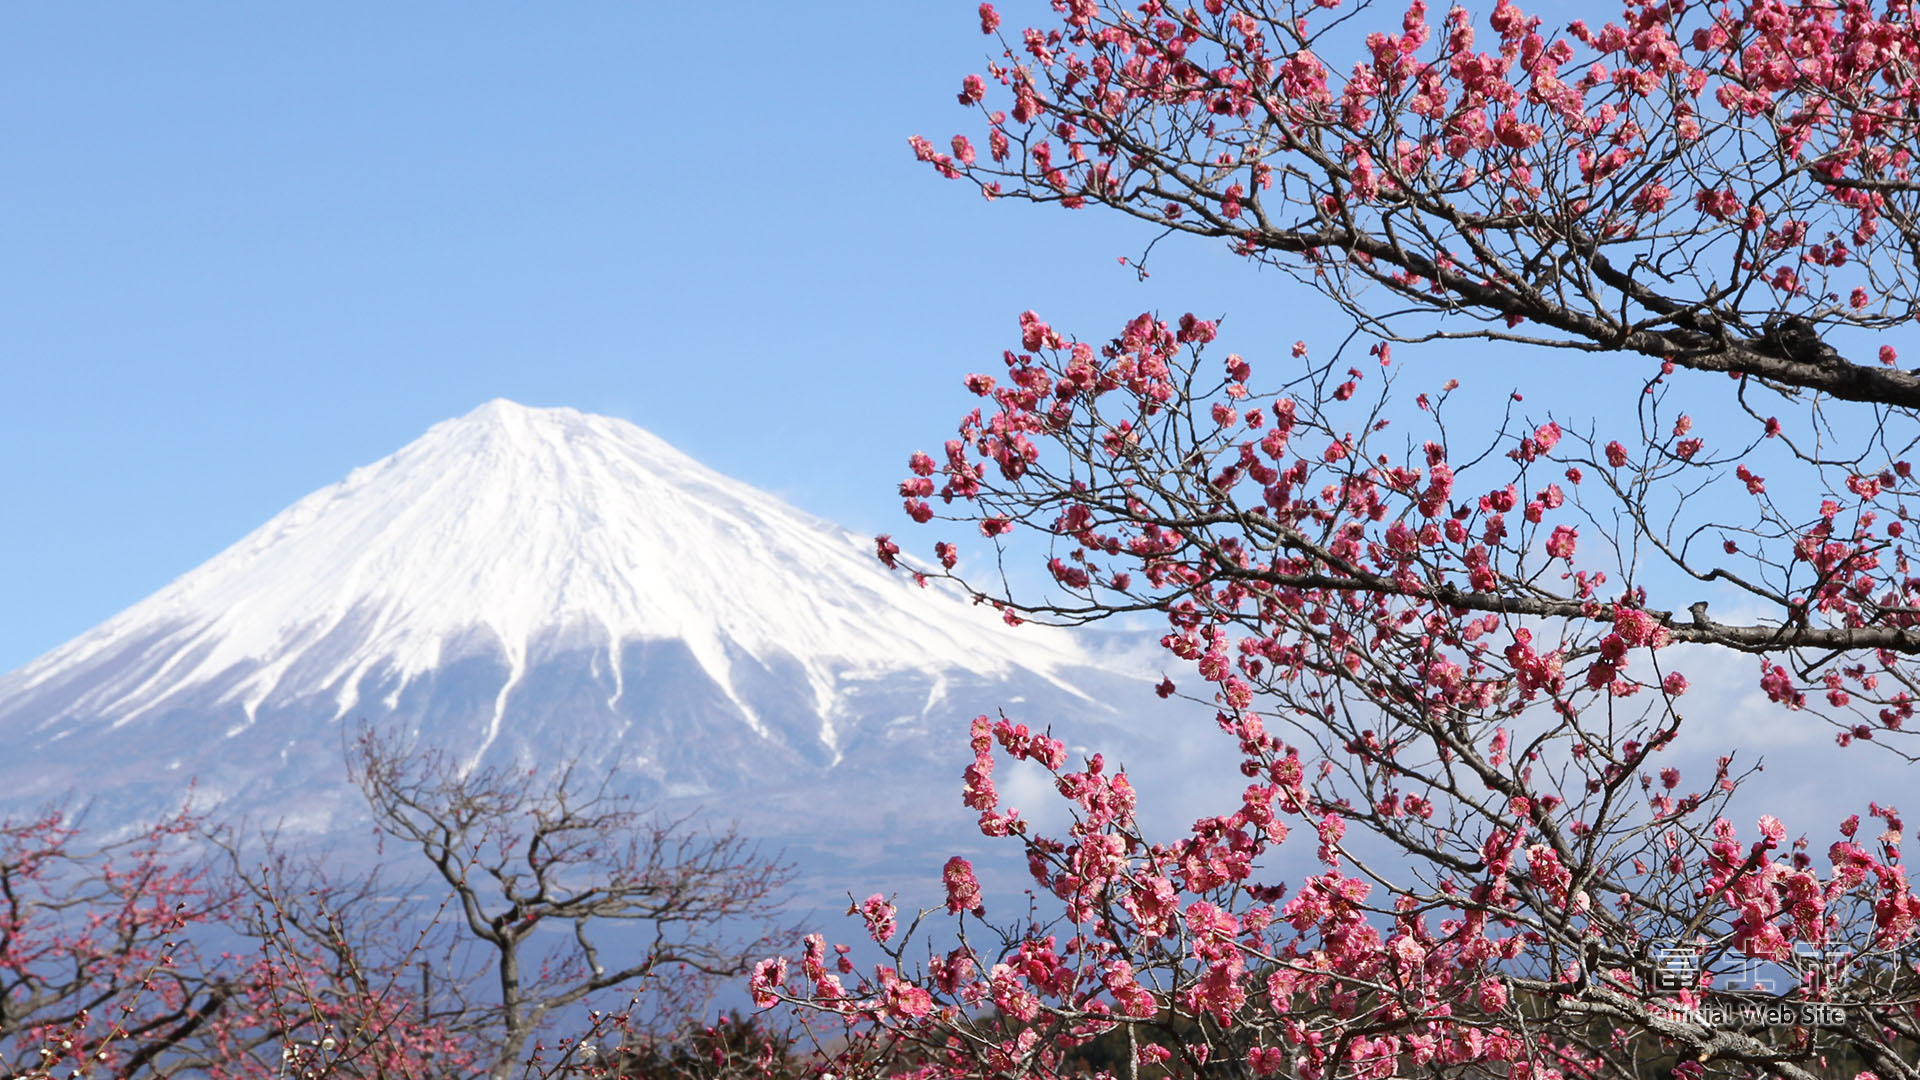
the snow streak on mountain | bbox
[0,400,1139,835]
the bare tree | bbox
[345,726,795,1080]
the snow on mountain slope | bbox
[0,400,1137,827]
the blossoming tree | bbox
[0,803,476,1080]
[0,806,238,1078]
[0,732,794,1080]
[758,2,1920,1079]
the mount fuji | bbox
[0,400,1159,879]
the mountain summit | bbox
[0,400,1119,829]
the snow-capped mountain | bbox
[0,400,1151,843]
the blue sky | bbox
[0,3,1233,668]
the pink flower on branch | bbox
[942,856,985,916]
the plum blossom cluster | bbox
[758,703,1920,1080]
[889,295,1920,739]
[756,712,1569,1080]
[0,807,475,1080]
[919,0,1920,409]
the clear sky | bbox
[0,2,1254,669]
